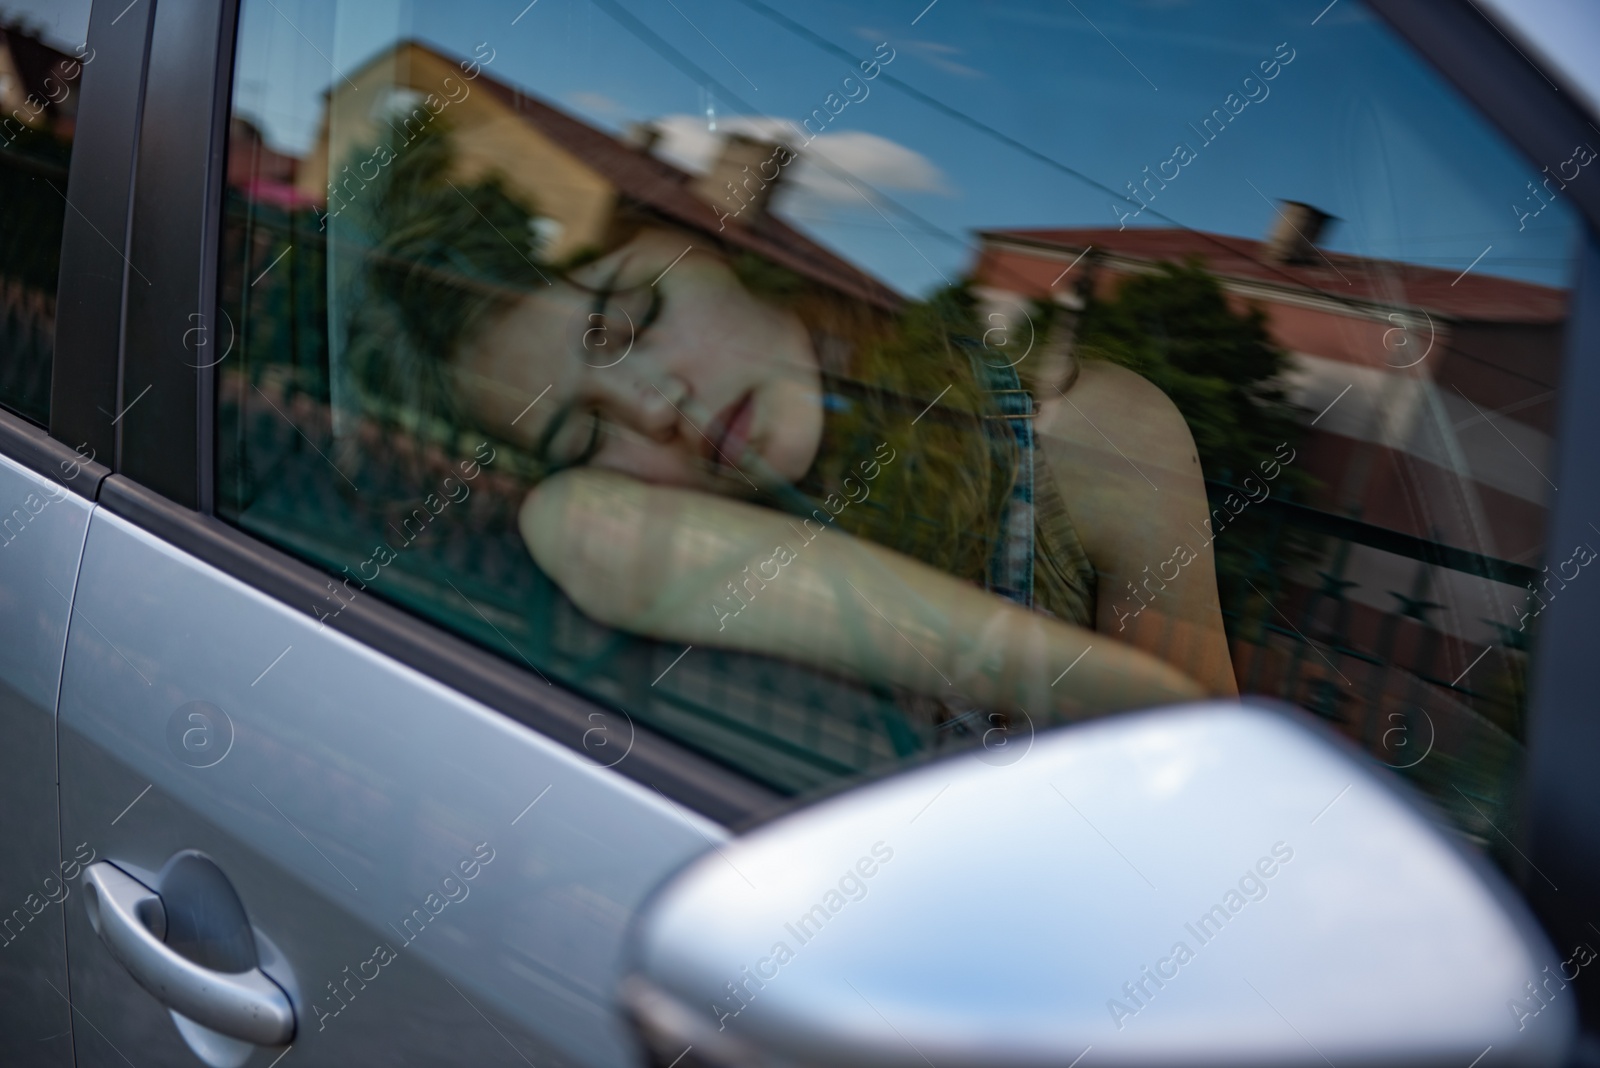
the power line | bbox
[720,0,1470,316]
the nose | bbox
[593,368,690,443]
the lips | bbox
[708,390,756,469]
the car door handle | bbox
[82,862,296,1046]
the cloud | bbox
[650,114,954,203]
[854,28,982,77]
[794,131,954,199]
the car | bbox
[0,0,1596,1065]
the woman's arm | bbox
[520,469,1205,719]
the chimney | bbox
[692,132,787,223]
[624,121,661,155]
[1264,201,1333,264]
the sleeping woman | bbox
[343,127,1238,739]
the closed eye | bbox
[585,274,664,348]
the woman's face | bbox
[453,227,825,494]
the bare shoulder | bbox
[1035,358,1211,590]
[1037,359,1200,477]
[1037,361,1235,692]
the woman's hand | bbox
[520,469,1206,719]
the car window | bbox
[217,0,1585,853]
[0,0,90,425]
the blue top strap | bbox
[977,356,1036,610]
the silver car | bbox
[1,0,1597,1064]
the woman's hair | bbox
[340,123,548,450]
[342,123,1084,619]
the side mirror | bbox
[622,703,1576,1068]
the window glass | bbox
[219,0,1584,854]
[0,0,90,425]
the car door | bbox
[50,0,1600,1065]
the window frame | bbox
[115,0,235,506]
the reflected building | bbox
[287,40,899,311]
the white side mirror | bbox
[623,703,1575,1067]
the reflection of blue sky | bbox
[233,0,1581,296]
